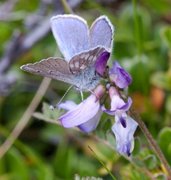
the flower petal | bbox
[103,93,132,116]
[117,97,132,112]
[109,61,132,88]
[78,110,102,133]
[102,106,116,116]
[58,101,77,111]
[111,95,126,111]
[95,51,110,76]
[119,115,127,128]
[112,116,138,156]
[59,95,100,128]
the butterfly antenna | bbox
[55,85,73,107]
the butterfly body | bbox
[73,65,100,91]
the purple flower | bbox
[102,86,137,156]
[58,85,105,132]
[109,61,132,89]
[78,110,103,133]
[112,116,138,156]
[103,87,132,127]
[58,100,77,110]
[95,51,110,76]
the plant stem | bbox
[132,0,142,55]
[0,78,51,159]
[88,146,117,180]
[61,0,74,14]
[132,111,171,179]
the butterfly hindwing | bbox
[21,57,75,84]
[69,47,106,74]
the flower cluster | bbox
[58,61,138,156]
[49,14,138,156]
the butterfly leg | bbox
[80,90,84,101]
[56,85,73,107]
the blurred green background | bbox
[0,0,171,179]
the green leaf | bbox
[0,156,5,174]
[151,72,171,90]
[33,112,61,126]
[99,118,112,133]
[5,148,29,180]
[165,95,171,114]
[160,26,171,49]
[130,56,150,94]
[17,143,55,180]
[143,154,158,170]
[143,0,171,15]
[158,127,171,164]
[53,143,76,178]
[33,102,62,125]
[155,173,167,180]
[40,123,65,142]
[74,155,98,177]
[42,102,61,120]
[132,137,141,156]
[132,148,157,169]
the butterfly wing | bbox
[69,47,106,74]
[20,57,76,85]
[90,16,114,52]
[51,15,89,61]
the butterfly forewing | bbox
[69,47,106,74]
[51,15,89,61]
[90,16,114,52]
[21,57,75,84]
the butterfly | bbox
[21,14,114,91]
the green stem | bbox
[132,0,142,55]
[0,78,51,159]
[132,111,171,179]
[61,0,74,14]
[88,146,116,180]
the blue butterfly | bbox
[21,15,114,91]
